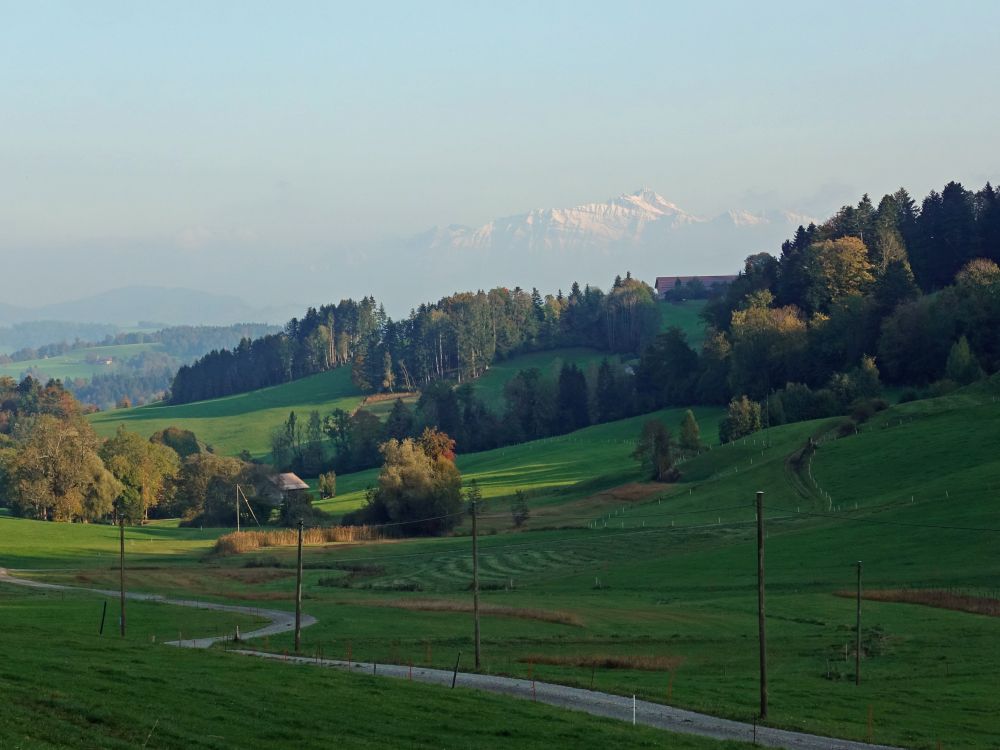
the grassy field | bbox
[12,377,1000,748]
[0,585,742,749]
[89,367,365,458]
[659,299,708,348]
[0,342,164,382]
[470,347,621,413]
[317,405,725,519]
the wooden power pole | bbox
[756,490,767,719]
[295,520,304,652]
[119,513,126,637]
[236,485,240,532]
[472,498,481,670]
[856,560,863,686]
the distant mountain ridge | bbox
[392,189,816,300]
[415,189,815,254]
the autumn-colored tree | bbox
[679,409,702,455]
[803,237,874,313]
[99,425,180,522]
[719,396,763,444]
[351,431,463,535]
[4,415,121,521]
[728,297,807,399]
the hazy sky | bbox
[2,1,998,309]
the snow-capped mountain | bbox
[420,188,705,254]
[361,189,816,313]
[412,189,814,260]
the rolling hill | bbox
[89,366,365,457]
[7,378,1000,747]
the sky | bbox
[1,1,998,312]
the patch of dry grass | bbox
[835,588,1000,617]
[356,598,584,626]
[518,653,684,672]
[213,526,381,555]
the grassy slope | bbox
[88,367,364,458]
[10,379,1000,748]
[470,347,620,413]
[660,299,708,348]
[317,405,725,517]
[0,586,743,750]
[0,343,164,382]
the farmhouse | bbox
[654,274,737,300]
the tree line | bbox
[632,180,1000,439]
[0,377,298,526]
[170,274,662,404]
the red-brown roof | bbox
[655,275,737,293]
[270,472,310,492]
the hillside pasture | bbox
[0,585,735,749]
[89,366,365,458]
[658,299,708,348]
[316,405,726,520]
[469,347,622,413]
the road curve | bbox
[0,567,315,647]
[1,568,901,749]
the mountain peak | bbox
[615,187,686,217]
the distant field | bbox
[0,342,164,382]
[659,299,708,348]
[470,348,621,412]
[89,367,364,458]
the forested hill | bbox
[171,178,1000,413]
[169,274,661,404]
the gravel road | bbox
[1,568,903,749]
[0,567,314,646]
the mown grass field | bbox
[13,377,1000,748]
[0,342,164,382]
[89,367,365,458]
[0,586,740,750]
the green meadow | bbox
[0,586,740,750]
[659,299,708,347]
[0,343,164,382]
[470,348,623,412]
[317,405,725,518]
[89,367,365,458]
[9,377,1000,748]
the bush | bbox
[719,395,762,444]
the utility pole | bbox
[236,485,240,532]
[472,498,481,670]
[294,519,304,652]
[856,560,863,686]
[119,512,126,637]
[756,490,767,719]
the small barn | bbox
[269,472,310,500]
